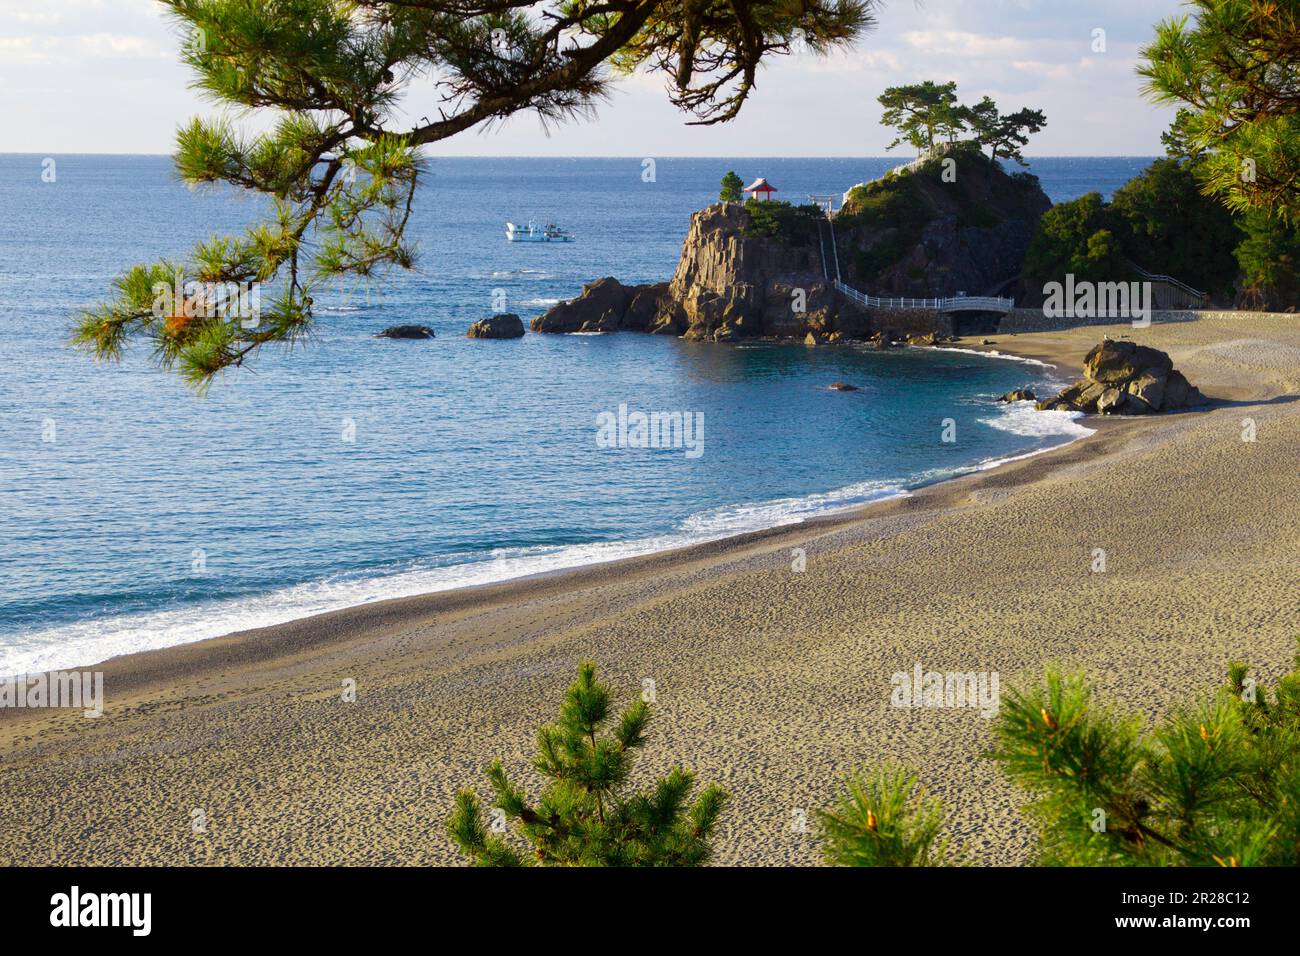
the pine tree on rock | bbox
[719,170,745,203]
[447,660,727,866]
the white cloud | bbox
[902,30,1032,58]
[0,0,1189,155]
[0,32,169,63]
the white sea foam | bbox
[1,482,913,677]
[919,344,1058,369]
[488,268,553,279]
[981,401,1093,440]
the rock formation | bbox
[999,388,1037,403]
[530,204,855,342]
[531,156,1051,345]
[376,324,435,339]
[467,314,525,339]
[1036,341,1205,414]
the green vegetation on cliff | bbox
[878,82,1046,165]
[741,198,824,242]
[1023,154,1300,307]
[719,170,744,203]
[838,143,1047,286]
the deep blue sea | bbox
[0,155,1151,674]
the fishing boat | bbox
[505,219,575,243]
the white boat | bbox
[506,219,575,243]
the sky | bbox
[0,0,1190,156]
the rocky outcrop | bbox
[1036,341,1205,414]
[531,279,669,334]
[1000,388,1037,403]
[531,157,1051,344]
[839,153,1051,299]
[376,324,435,339]
[532,205,865,343]
[467,314,525,339]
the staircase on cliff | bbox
[1125,260,1208,310]
[817,214,1015,315]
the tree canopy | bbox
[1139,0,1300,222]
[878,83,1045,165]
[877,80,962,151]
[73,0,879,389]
[719,170,745,203]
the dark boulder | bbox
[376,324,435,339]
[999,388,1037,403]
[466,314,525,339]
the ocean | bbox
[0,155,1153,674]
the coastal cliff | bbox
[532,150,1052,343]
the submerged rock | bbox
[828,382,859,391]
[1036,341,1205,415]
[467,314,525,339]
[376,324,435,339]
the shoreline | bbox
[2,313,1297,865]
[3,339,1083,680]
[21,405,1112,704]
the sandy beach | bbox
[1,313,1296,866]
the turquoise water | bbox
[0,156,1139,673]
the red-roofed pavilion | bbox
[743,177,777,202]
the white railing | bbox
[834,280,1013,313]
[1125,261,1207,309]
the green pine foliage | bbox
[822,641,1300,866]
[818,763,962,866]
[719,170,745,203]
[991,645,1300,866]
[877,82,1045,163]
[1139,0,1300,223]
[1234,210,1300,310]
[447,661,726,866]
